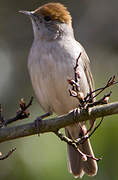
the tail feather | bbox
[82,137,98,176]
[66,129,84,178]
[65,124,98,178]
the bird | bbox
[20,2,98,178]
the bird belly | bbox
[28,39,90,115]
[28,58,79,115]
[28,54,89,115]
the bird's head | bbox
[20,3,73,41]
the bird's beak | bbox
[19,10,34,17]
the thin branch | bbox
[54,130,101,161]
[3,97,33,126]
[0,102,118,143]
[68,54,117,112]
[87,91,112,108]
[85,76,118,103]
[77,117,104,144]
[0,147,16,160]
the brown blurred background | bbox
[0,0,118,180]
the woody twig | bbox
[66,53,118,161]
[54,130,101,161]
[0,97,33,160]
[0,147,16,160]
[0,96,33,127]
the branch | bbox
[0,101,118,143]
[0,147,16,160]
[2,97,33,126]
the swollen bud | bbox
[81,154,87,161]
[70,90,77,97]
[103,96,109,104]
[78,92,84,101]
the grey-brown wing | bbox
[81,47,95,102]
[80,46,96,126]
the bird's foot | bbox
[73,108,79,122]
[35,112,51,136]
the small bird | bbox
[20,2,97,178]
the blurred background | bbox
[0,0,118,180]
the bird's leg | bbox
[35,112,51,136]
[73,108,78,121]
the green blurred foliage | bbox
[0,0,118,180]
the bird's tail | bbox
[65,124,98,178]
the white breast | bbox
[28,38,89,115]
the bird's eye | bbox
[44,16,51,22]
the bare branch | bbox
[0,147,16,160]
[85,76,118,103]
[54,130,101,161]
[0,102,118,143]
[2,97,33,126]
